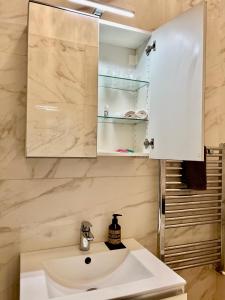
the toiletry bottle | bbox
[108,214,122,245]
[104,104,109,117]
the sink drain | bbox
[85,257,91,264]
[86,288,98,292]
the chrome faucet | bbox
[80,221,94,251]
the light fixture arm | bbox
[93,8,103,18]
[69,0,135,18]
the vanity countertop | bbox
[20,239,186,300]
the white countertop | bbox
[20,239,186,300]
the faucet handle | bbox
[81,221,92,231]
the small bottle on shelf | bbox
[104,104,109,117]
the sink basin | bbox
[20,239,186,300]
[44,249,152,298]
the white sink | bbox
[20,239,186,300]
[44,248,152,297]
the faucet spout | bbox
[80,221,94,251]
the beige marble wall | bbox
[0,0,225,300]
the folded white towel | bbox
[124,110,148,120]
[124,110,136,118]
[135,110,148,120]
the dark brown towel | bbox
[181,147,207,190]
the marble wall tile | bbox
[0,229,20,299]
[0,51,27,178]
[18,193,158,253]
[0,245,19,294]
[0,176,157,229]
[204,0,225,146]
[0,22,27,56]
[0,52,27,101]
[0,156,156,180]
[0,0,28,26]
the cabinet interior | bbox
[97,21,151,157]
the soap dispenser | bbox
[108,214,122,246]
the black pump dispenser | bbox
[111,214,122,226]
[108,214,122,246]
[105,214,126,250]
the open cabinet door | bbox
[149,3,205,161]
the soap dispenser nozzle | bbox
[112,214,122,224]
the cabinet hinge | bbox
[144,138,154,149]
[145,41,156,56]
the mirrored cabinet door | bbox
[26,2,98,157]
[148,3,205,161]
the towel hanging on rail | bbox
[181,146,207,190]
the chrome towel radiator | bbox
[158,145,225,272]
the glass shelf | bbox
[99,74,149,92]
[98,115,148,125]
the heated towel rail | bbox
[158,144,225,272]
